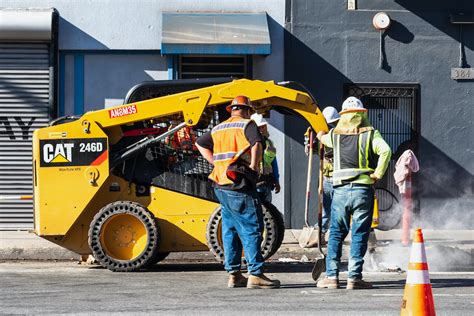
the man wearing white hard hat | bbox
[251,113,281,203]
[320,107,340,240]
[316,97,391,290]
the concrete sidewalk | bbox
[1,229,472,266]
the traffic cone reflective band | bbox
[400,228,436,316]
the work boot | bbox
[316,277,339,289]
[247,274,281,289]
[346,278,373,290]
[227,272,248,288]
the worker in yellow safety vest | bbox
[250,113,281,203]
[196,95,280,289]
[316,97,391,290]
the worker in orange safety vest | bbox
[196,95,281,289]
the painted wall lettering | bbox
[0,117,36,140]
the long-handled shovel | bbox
[297,128,318,248]
[311,142,326,281]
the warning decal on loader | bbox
[108,104,137,119]
[40,138,108,167]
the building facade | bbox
[0,0,472,230]
[284,0,474,229]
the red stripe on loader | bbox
[91,150,108,166]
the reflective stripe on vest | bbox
[209,117,251,185]
[261,138,276,175]
[332,130,374,185]
[263,139,276,166]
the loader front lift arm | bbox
[80,79,328,134]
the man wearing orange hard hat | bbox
[196,95,280,289]
[316,97,391,290]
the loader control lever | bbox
[109,121,187,168]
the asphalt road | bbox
[0,261,473,315]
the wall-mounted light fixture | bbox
[373,12,391,31]
[373,12,391,69]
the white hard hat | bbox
[340,97,367,114]
[250,113,268,127]
[322,106,340,124]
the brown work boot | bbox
[316,277,339,289]
[247,274,281,289]
[227,272,248,288]
[346,278,373,290]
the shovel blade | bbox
[311,257,326,281]
[298,226,319,248]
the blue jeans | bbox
[322,178,334,233]
[326,183,374,280]
[214,188,264,275]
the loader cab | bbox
[113,78,237,202]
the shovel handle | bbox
[304,129,314,227]
[317,142,325,255]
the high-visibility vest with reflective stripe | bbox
[262,138,276,175]
[332,130,376,186]
[209,117,252,185]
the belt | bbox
[335,182,372,188]
[323,176,332,182]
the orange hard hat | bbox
[226,95,254,113]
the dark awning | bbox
[161,13,271,55]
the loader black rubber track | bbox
[88,201,159,272]
[206,203,284,263]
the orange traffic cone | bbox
[400,228,436,316]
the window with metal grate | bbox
[179,55,249,79]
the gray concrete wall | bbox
[284,0,474,228]
[83,54,168,111]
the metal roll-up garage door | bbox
[0,43,52,229]
[0,9,57,230]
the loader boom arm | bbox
[81,79,328,133]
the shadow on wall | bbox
[381,19,415,73]
[282,18,353,229]
[59,17,108,49]
[395,0,474,50]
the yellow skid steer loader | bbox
[32,78,327,271]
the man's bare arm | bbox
[249,142,262,172]
[196,143,214,165]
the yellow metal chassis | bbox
[32,79,328,255]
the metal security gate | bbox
[0,42,55,230]
[345,84,419,225]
